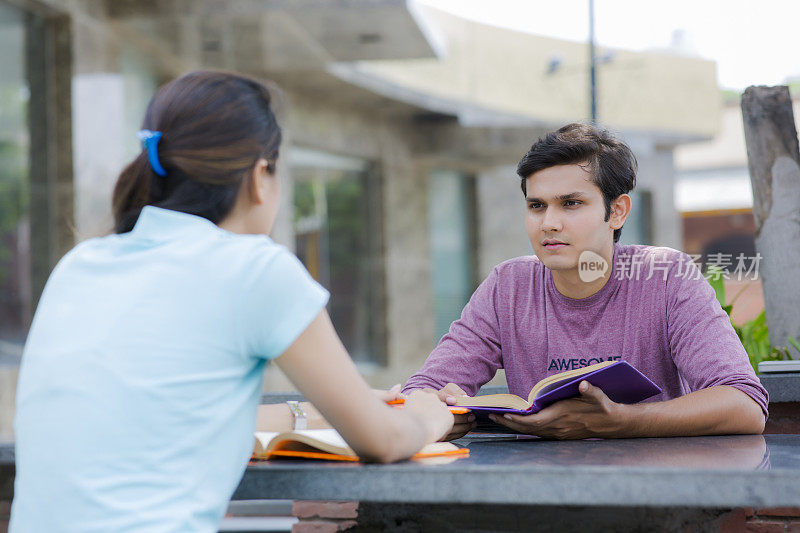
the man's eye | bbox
[528,203,543,209]
[564,200,581,207]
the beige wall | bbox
[2,0,712,417]
[676,97,800,172]
[347,6,720,139]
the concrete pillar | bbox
[635,144,682,249]
[26,11,74,307]
[72,73,126,238]
[381,137,434,372]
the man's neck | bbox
[551,244,615,300]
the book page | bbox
[289,429,349,449]
[529,360,616,401]
[419,442,460,454]
[254,431,280,449]
[254,429,353,457]
[454,393,531,410]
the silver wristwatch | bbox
[286,400,307,430]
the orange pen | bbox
[387,398,470,414]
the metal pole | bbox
[589,0,597,123]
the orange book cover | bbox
[252,429,468,462]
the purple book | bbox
[462,361,662,415]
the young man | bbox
[403,123,767,440]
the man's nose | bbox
[540,207,563,232]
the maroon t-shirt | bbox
[404,243,769,417]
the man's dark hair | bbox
[516,122,637,243]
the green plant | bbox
[705,265,796,373]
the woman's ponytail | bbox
[112,153,158,234]
[110,71,282,234]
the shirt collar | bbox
[129,206,224,241]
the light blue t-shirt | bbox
[11,206,329,532]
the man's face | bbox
[524,163,614,271]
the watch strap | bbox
[286,400,307,430]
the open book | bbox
[455,360,661,414]
[253,428,468,462]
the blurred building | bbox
[0,0,719,435]
[674,93,800,326]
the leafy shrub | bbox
[705,265,798,373]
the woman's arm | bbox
[273,310,454,463]
[255,386,405,432]
[255,403,326,432]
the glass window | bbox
[291,147,386,365]
[429,170,477,342]
[0,1,30,363]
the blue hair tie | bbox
[136,129,168,177]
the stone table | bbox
[4,372,800,531]
[234,433,800,531]
[2,434,800,531]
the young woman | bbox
[10,71,453,532]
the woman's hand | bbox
[420,383,475,441]
[276,310,455,462]
[402,389,454,443]
[372,384,405,404]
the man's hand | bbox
[422,383,476,441]
[488,381,627,439]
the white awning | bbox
[675,167,753,212]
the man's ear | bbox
[609,194,632,230]
[247,158,272,205]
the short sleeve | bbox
[665,253,769,418]
[241,246,329,360]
